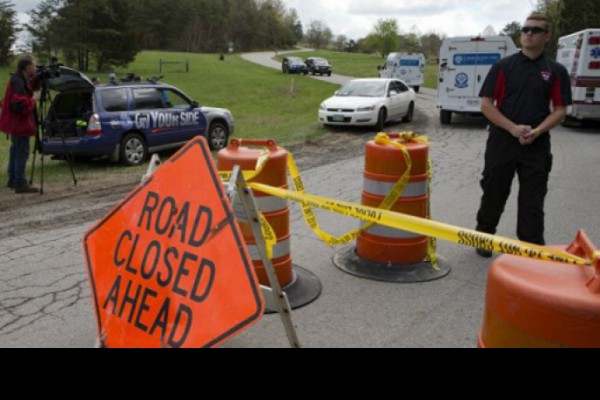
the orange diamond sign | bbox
[84,138,264,348]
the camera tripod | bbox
[29,78,78,195]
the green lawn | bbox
[277,50,439,89]
[0,51,339,188]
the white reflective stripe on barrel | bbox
[247,238,291,261]
[233,195,288,215]
[360,222,424,239]
[363,178,427,198]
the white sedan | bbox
[318,78,416,131]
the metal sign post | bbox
[227,165,301,348]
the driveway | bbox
[242,50,355,86]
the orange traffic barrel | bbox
[479,231,600,348]
[334,133,451,283]
[357,137,430,265]
[218,139,321,311]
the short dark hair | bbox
[526,13,552,33]
[17,55,36,72]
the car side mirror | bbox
[377,66,382,71]
[334,90,340,95]
[389,90,398,97]
[191,100,199,108]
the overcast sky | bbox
[15,0,539,39]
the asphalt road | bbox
[242,50,355,86]
[1,57,599,348]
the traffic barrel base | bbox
[265,265,322,314]
[333,245,451,283]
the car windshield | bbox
[313,59,329,66]
[289,58,303,64]
[337,81,386,98]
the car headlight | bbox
[357,105,376,112]
[319,103,327,111]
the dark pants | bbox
[7,135,31,187]
[476,128,553,245]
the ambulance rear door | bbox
[446,40,480,100]
[398,57,422,86]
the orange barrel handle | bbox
[566,230,597,259]
[229,139,279,151]
[384,133,424,142]
[566,230,600,294]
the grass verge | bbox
[0,51,339,189]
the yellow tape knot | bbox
[592,251,600,264]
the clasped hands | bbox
[510,125,541,146]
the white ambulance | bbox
[379,53,426,92]
[556,29,600,125]
[438,36,518,125]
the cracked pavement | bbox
[1,86,599,348]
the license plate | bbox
[332,115,345,122]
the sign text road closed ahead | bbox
[84,138,264,348]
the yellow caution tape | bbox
[259,213,276,260]
[221,133,438,267]
[220,149,275,259]
[249,182,593,267]
[374,133,439,269]
[219,150,270,182]
[287,133,415,247]
[219,135,592,267]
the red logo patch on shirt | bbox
[541,71,553,81]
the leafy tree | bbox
[0,0,19,67]
[399,32,420,53]
[373,18,400,58]
[346,39,357,53]
[25,0,62,62]
[558,0,600,36]
[334,35,348,52]
[535,0,563,57]
[501,21,523,48]
[24,0,307,69]
[305,20,333,49]
[419,33,444,60]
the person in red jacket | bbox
[0,55,41,194]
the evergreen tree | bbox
[0,0,19,66]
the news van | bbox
[379,53,426,92]
[438,36,518,125]
[556,29,600,125]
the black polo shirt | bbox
[480,51,572,131]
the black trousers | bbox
[476,128,553,246]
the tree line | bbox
[2,0,600,70]
[2,0,302,71]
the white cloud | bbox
[284,0,536,39]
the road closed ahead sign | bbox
[84,138,264,348]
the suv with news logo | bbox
[43,68,235,166]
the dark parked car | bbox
[282,57,308,74]
[42,68,235,166]
[306,57,332,76]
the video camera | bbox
[37,57,63,81]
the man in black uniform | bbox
[475,13,572,257]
